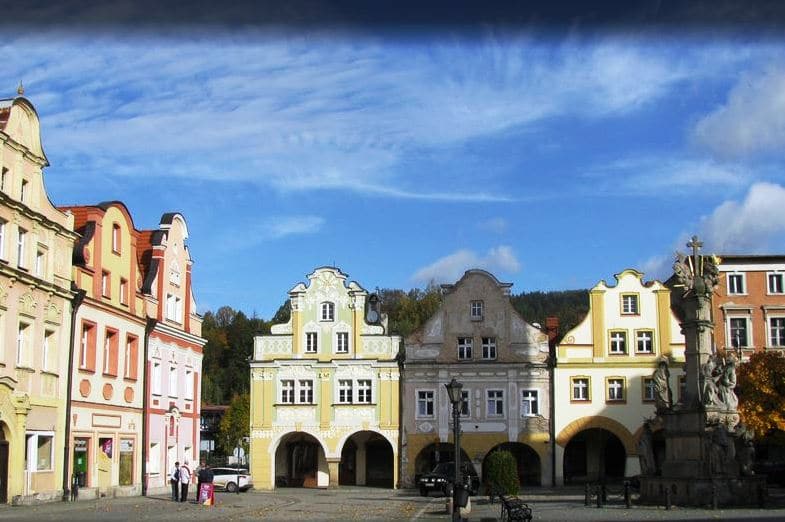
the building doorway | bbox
[0,425,8,504]
[483,442,541,486]
[73,438,89,487]
[563,428,626,484]
[274,433,326,488]
[339,431,394,488]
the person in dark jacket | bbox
[170,461,180,501]
[195,461,214,502]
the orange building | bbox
[713,255,785,358]
[59,202,146,498]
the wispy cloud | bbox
[693,67,785,158]
[218,215,324,250]
[477,217,508,234]
[411,245,521,284]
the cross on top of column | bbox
[687,235,703,273]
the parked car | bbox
[417,462,480,497]
[211,467,253,492]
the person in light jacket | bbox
[170,461,180,501]
[179,462,192,502]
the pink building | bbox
[138,214,204,493]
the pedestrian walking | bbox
[170,461,180,501]
[179,462,192,502]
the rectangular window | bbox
[103,329,118,376]
[521,389,539,416]
[119,278,128,305]
[42,330,54,373]
[621,294,639,315]
[487,390,504,416]
[357,380,372,403]
[572,377,590,401]
[609,331,627,355]
[336,332,349,353]
[25,432,54,471]
[481,337,497,359]
[281,380,295,404]
[470,300,484,320]
[17,227,26,268]
[607,378,625,402]
[0,219,5,260]
[642,377,656,402]
[16,322,29,367]
[0,167,7,192]
[79,322,96,371]
[151,361,162,395]
[299,379,314,403]
[35,249,45,277]
[168,366,177,397]
[770,318,785,347]
[112,224,121,253]
[460,390,470,417]
[305,332,318,353]
[636,331,654,354]
[101,271,110,298]
[417,390,434,417]
[185,369,194,400]
[20,179,28,203]
[321,302,334,321]
[338,380,353,403]
[457,337,473,360]
[729,317,749,348]
[165,294,182,322]
[728,273,745,294]
[124,335,138,380]
[769,273,784,294]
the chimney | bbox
[545,316,559,346]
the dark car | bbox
[417,462,480,497]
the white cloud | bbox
[697,182,785,253]
[693,68,785,158]
[411,245,521,284]
[218,215,324,250]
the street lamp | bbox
[445,377,463,522]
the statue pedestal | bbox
[639,409,765,507]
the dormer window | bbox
[321,302,335,321]
[470,300,483,320]
[111,224,121,254]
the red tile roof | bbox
[58,205,99,232]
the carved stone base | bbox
[639,476,767,507]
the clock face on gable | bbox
[367,310,379,323]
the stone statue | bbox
[709,424,734,475]
[673,252,694,293]
[672,237,721,297]
[652,359,673,412]
[718,356,739,411]
[637,422,656,475]
[736,423,756,476]
[700,356,721,407]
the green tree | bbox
[484,450,520,494]
[217,393,250,456]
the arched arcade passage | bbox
[274,432,327,488]
[483,442,541,487]
[563,428,626,484]
[339,431,395,488]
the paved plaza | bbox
[1,486,785,521]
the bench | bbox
[499,494,532,522]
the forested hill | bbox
[200,288,589,405]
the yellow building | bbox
[0,93,78,503]
[554,269,685,485]
[250,267,400,489]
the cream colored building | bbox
[554,269,685,485]
[0,94,78,503]
[250,267,400,489]
[402,270,551,488]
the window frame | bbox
[0,219,5,261]
[168,365,178,398]
[486,389,505,417]
[151,360,162,396]
[25,431,55,472]
[119,278,129,306]
[768,272,785,295]
[520,389,539,416]
[605,376,626,403]
[620,293,639,315]
[102,328,119,376]
[481,336,497,360]
[124,335,138,380]
[79,321,97,372]
[111,223,121,254]
[320,302,335,322]
[457,337,473,360]
[470,300,484,320]
[101,271,111,298]
[459,389,470,417]
[642,377,656,402]
[16,321,30,368]
[571,376,591,402]
[337,379,353,404]
[608,330,627,355]
[728,316,751,348]
[769,316,785,348]
[356,379,372,404]
[335,331,349,354]
[727,273,746,295]
[635,330,655,354]
[17,227,26,269]
[416,389,435,419]
[305,331,318,353]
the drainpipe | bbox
[62,288,86,502]
[546,317,559,488]
[141,318,157,496]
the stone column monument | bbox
[639,236,766,506]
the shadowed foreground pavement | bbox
[0,486,784,520]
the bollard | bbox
[584,483,590,506]
[596,485,602,508]
[711,483,718,510]
[624,481,631,509]
[665,487,671,510]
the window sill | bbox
[152,392,162,397]
[78,368,96,374]
[620,313,640,317]
[415,416,436,421]
[470,316,484,322]
[102,372,118,378]
[41,370,59,377]
[635,351,655,355]
[15,365,35,373]
[608,352,628,356]
[606,400,627,405]
[275,402,316,406]
[332,402,376,406]
[570,399,591,404]
[123,377,138,383]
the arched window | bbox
[321,302,335,321]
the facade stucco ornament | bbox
[334,406,375,424]
[45,303,62,324]
[319,370,331,381]
[12,211,21,225]
[278,365,317,380]
[418,422,434,433]
[361,323,384,334]
[18,292,37,317]
[276,406,317,423]
[0,282,7,305]
[334,365,374,380]
[362,337,392,356]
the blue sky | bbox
[4,18,785,317]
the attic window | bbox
[111,224,121,254]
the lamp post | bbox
[445,377,463,522]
